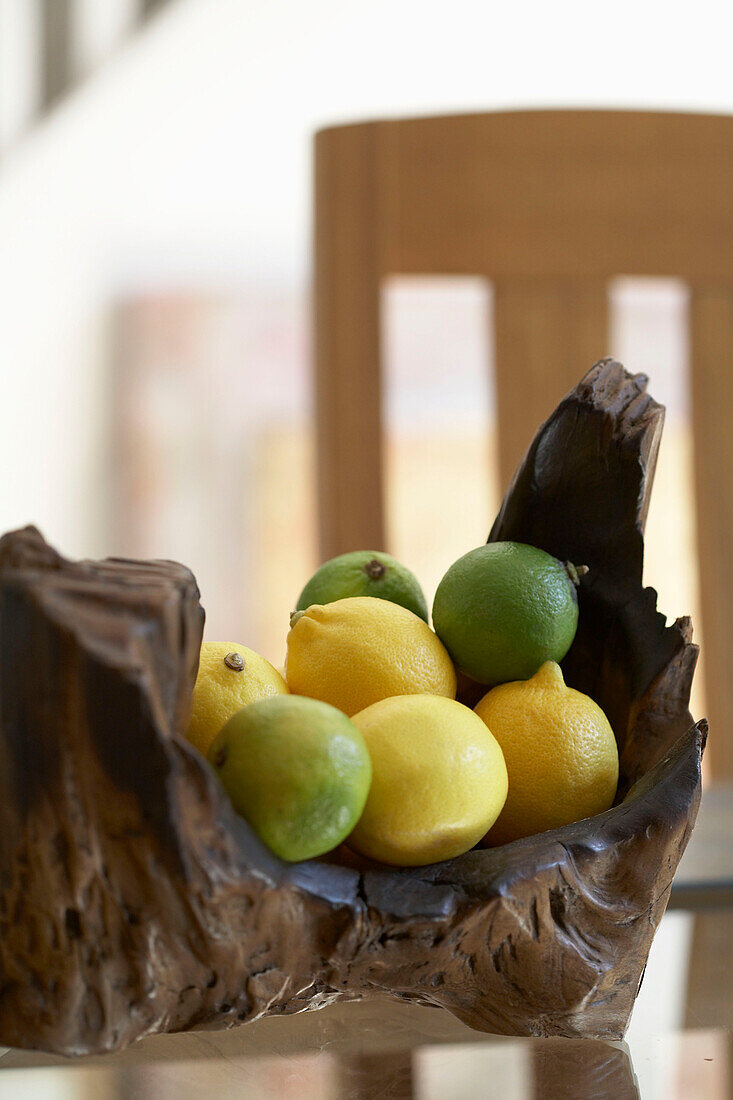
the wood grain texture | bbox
[0,362,704,1055]
[690,285,733,779]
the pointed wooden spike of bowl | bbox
[0,359,705,1055]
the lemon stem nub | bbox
[224,652,245,672]
[290,610,306,629]
[364,559,387,580]
[564,562,589,586]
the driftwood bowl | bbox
[0,359,704,1055]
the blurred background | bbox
[1,3,732,1098]
[0,0,724,689]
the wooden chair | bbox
[313,109,733,777]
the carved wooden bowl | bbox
[0,359,705,1055]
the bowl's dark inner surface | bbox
[0,359,705,1055]
[488,361,698,795]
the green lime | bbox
[207,695,372,862]
[432,542,583,685]
[296,550,428,622]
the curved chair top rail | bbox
[315,109,733,280]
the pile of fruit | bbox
[185,545,619,867]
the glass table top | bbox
[1,787,731,1099]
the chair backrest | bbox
[313,109,733,777]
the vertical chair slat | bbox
[691,284,733,780]
[493,280,609,492]
[314,125,385,561]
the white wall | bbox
[0,0,731,557]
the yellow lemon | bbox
[475,661,619,846]
[285,597,456,717]
[186,642,288,756]
[348,694,508,866]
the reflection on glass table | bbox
[1,788,731,1100]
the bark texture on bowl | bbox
[0,359,704,1054]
